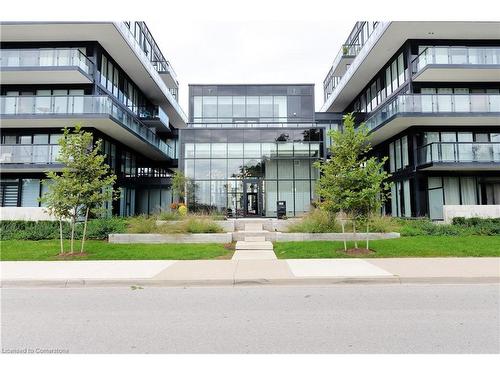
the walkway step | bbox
[232,231,276,241]
[244,223,263,232]
[235,241,274,250]
[232,250,277,260]
[245,236,266,242]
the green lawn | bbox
[1,236,499,261]
[0,240,232,261]
[274,236,500,259]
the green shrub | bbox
[287,209,341,233]
[366,216,401,233]
[84,217,127,239]
[126,215,157,234]
[0,218,127,241]
[157,211,181,221]
[184,218,223,233]
[451,217,500,235]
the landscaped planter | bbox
[156,220,235,232]
[275,232,400,241]
[109,233,232,244]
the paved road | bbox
[1,284,499,353]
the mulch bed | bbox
[344,248,375,256]
[56,252,89,258]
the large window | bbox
[388,135,409,172]
[426,176,479,220]
[192,95,289,123]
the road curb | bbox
[2,276,499,288]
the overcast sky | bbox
[146,20,355,115]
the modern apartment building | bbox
[322,21,500,220]
[1,21,499,220]
[0,22,186,216]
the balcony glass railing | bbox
[365,94,500,132]
[0,48,93,75]
[0,144,60,165]
[412,46,500,74]
[0,95,173,158]
[138,106,170,128]
[417,142,500,165]
[186,122,321,129]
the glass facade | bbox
[180,127,323,217]
[189,85,314,124]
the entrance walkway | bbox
[233,222,274,259]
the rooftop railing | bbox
[0,95,173,158]
[412,46,500,74]
[417,142,500,165]
[365,94,500,132]
[186,122,321,129]
[0,48,93,75]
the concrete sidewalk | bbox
[1,257,499,287]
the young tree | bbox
[41,125,119,254]
[172,170,187,203]
[314,113,391,250]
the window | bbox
[397,53,405,86]
[100,55,108,86]
[385,67,392,96]
[246,96,259,118]
[217,96,232,119]
[259,96,273,118]
[233,96,246,118]
[391,60,398,92]
[193,96,202,118]
[202,97,217,118]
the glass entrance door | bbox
[243,179,261,216]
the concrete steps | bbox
[232,231,276,241]
[233,222,274,251]
[235,241,274,250]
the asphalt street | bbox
[1,284,499,353]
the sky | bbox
[146,19,354,116]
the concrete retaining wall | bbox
[0,207,57,221]
[275,232,400,241]
[109,233,232,244]
[443,205,500,223]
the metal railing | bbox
[0,95,173,158]
[417,142,500,165]
[0,144,61,164]
[365,94,500,132]
[412,46,500,74]
[0,48,93,75]
[186,122,321,129]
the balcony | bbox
[412,46,500,82]
[0,144,62,172]
[417,142,500,170]
[323,44,362,101]
[138,106,170,131]
[0,95,174,161]
[364,94,500,144]
[0,48,93,84]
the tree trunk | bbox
[341,221,347,252]
[353,220,358,249]
[366,221,369,250]
[70,208,77,254]
[80,207,90,253]
[59,219,64,255]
